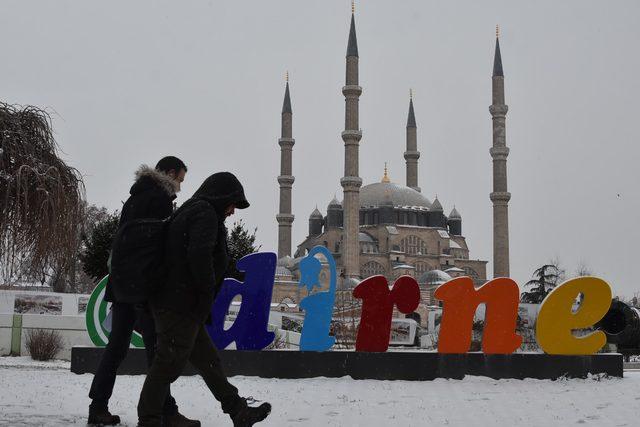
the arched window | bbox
[361,261,386,278]
[399,235,427,255]
[414,262,429,277]
[463,267,479,279]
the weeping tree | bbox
[0,102,85,285]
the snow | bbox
[0,357,638,426]
[0,355,69,370]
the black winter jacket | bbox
[105,165,178,302]
[151,172,250,324]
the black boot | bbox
[231,402,271,427]
[162,411,201,427]
[88,404,121,426]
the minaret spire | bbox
[347,5,359,58]
[489,27,510,278]
[341,6,363,280]
[405,90,420,192]
[277,73,295,258]
[407,89,416,127]
[282,71,292,114]
[493,26,504,77]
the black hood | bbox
[191,172,250,214]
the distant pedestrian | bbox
[137,172,271,427]
[88,156,199,427]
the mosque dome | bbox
[418,269,453,285]
[360,181,432,209]
[358,232,375,242]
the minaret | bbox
[489,26,511,278]
[341,2,363,279]
[405,89,420,192]
[276,73,295,258]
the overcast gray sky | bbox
[1,0,638,297]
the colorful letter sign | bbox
[207,252,276,350]
[298,246,338,351]
[353,275,420,352]
[536,276,612,355]
[87,246,615,356]
[85,275,144,348]
[434,277,522,354]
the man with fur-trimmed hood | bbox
[117,161,184,226]
[88,156,198,427]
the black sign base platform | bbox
[71,347,623,380]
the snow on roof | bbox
[392,264,415,270]
[360,181,432,208]
[386,226,399,235]
[449,239,462,249]
[437,230,450,239]
[271,302,298,308]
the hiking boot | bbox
[162,412,201,427]
[232,402,271,427]
[88,407,121,425]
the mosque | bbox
[271,8,511,308]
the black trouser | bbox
[137,307,242,426]
[89,302,178,416]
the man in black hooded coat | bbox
[88,157,198,427]
[137,172,271,427]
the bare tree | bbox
[549,256,566,281]
[575,261,593,277]
[574,262,593,306]
[332,290,359,349]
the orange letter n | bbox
[434,277,522,354]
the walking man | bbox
[88,156,198,427]
[137,172,271,427]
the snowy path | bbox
[0,357,638,426]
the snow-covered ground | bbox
[0,357,637,427]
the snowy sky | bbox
[1,0,638,297]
